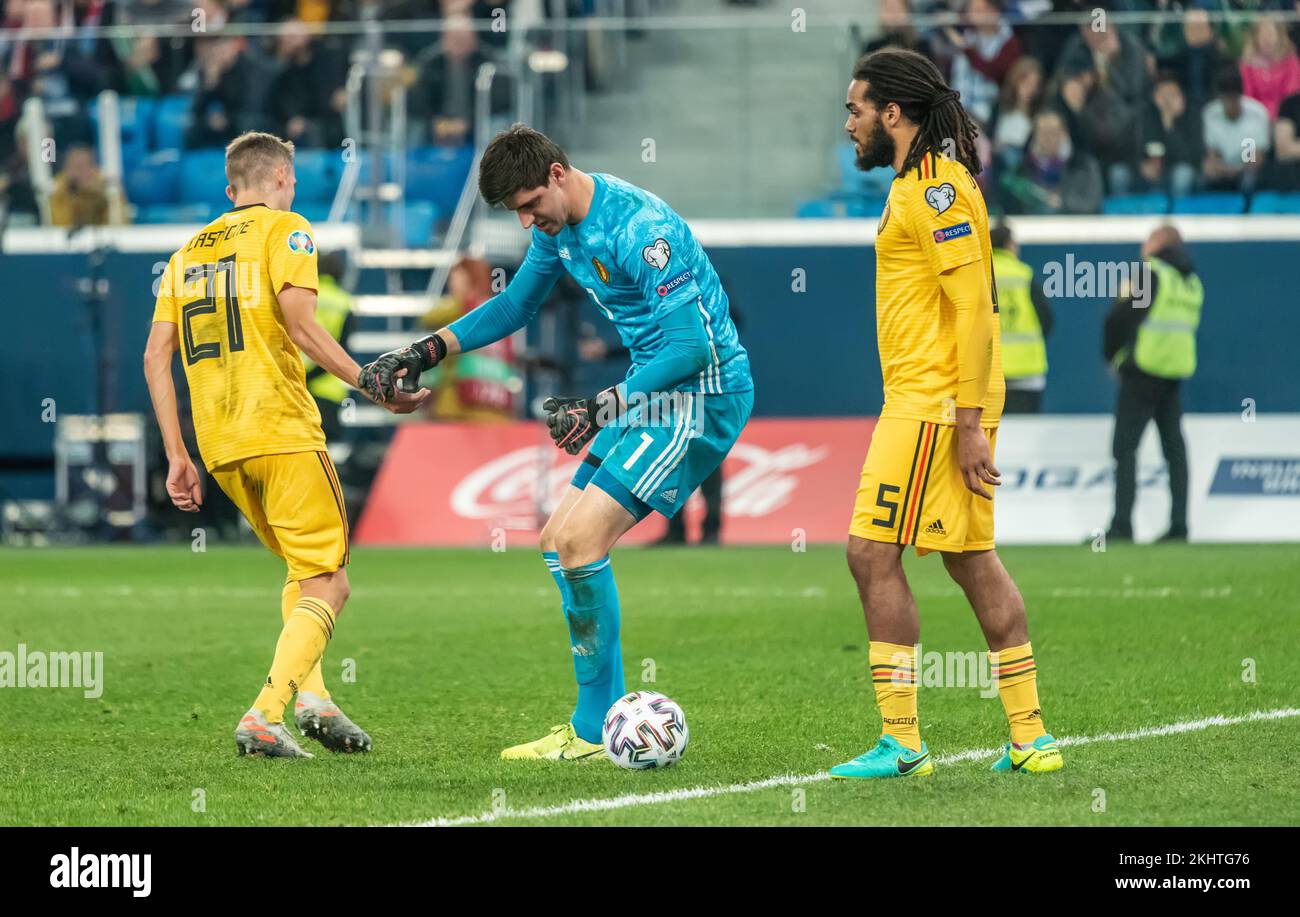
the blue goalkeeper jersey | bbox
[519,173,751,395]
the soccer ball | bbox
[602,691,689,769]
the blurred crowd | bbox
[0,0,529,225]
[7,1,1300,226]
[866,0,1300,211]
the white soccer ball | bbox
[602,691,689,769]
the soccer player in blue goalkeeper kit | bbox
[359,125,754,761]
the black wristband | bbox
[592,387,622,427]
[415,333,448,370]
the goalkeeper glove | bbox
[543,388,621,455]
[358,333,447,402]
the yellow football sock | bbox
[992,642,1047,746]
[255,595,336,723]
[870,641,921,752]
[281,581,329,700]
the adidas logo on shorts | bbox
[923,518,947,536]
[659,488,679,503]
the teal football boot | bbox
[829,734,933,779]
[990,734,1064,774]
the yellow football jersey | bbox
[874,151,1004,426]
[152,203,326,470]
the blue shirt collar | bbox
[572,172,606,234]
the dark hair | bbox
[477,124,570,206]
[998,55,1043,111]
[1153,69,1183,89]
[989,221,1013,250]
[1214,63,1243,96]
[852,47,982,175]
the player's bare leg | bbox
[552,486,637,569]
[539,484,584,555]
[299,567,351,613]
[942,549,1062,773]
[846,536,919,644]
[940,549,1026,650]
[503,485,638,761]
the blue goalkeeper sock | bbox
[542,550,570,613]
[561,556,625,744]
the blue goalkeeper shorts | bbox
[570,389,753,520]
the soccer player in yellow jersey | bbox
[143,132,429,757]
[831,49,1063,779]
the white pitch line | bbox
[403,707,1300,827]
[929,707,1300,766]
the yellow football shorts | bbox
[210,450,349,581]
[849,418,998,555]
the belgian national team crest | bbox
[878,201,891,234]
[592,256,610,284]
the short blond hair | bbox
[224,131,295,192]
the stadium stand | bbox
[795,1,1300,220]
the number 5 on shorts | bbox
[873,483,900,529]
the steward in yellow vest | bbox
[1101,225,1201,543]
[990,223,1054,413]
[303,259,355,440]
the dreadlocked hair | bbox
[852,47,982,176]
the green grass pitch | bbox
[2,543,1297,826]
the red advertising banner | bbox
[355,418,877,546]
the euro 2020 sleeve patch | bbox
[287,230,315,255]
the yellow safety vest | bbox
[991,248,1047,379]
[1134,258,1202,380]
[304,275,352,404]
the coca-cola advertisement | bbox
[354,419,878,546]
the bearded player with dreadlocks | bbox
[831,48,1063,780]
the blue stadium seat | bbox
[94,96,156,159]
[795,197,837,218]
[124,150,181,206]
[403,201,441,246]
[405,146,474,214]
[296,202,334,223]
[154,95,192,152]
[1249,191,1300,214]
[350,151,382,185]
[795,193,887,219]
[179,149,233,213]
[326,152,386,198]
[293,150,342,205]
[133,203,215,224]
[1170,192,1245,214]
[1102,193,1169,215]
